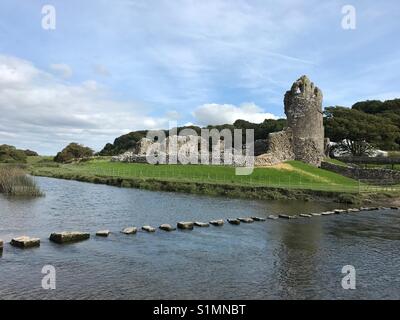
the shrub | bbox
[0,145,27,163]
[54,143,94,163]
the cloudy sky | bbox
[0,0,399,154]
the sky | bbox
[0,0,399,155]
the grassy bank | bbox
[28,157,400,204]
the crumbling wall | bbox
[255,129,295,166]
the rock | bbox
[194,222,209,227]
[210,220,224,226]
[10,236,40,248]
[268,215,279,220]
[238,217,254,223]
[227,219,241,225]
[251,217,266,221]
[334,209,346,214]
[177,222,194,230]
[121,227,137,235]
[159,224,176,232]
[96,230,110,237]
[380,207,390,210]
[321,211,334,216]
[391,207,399,210]
[311,213,321,216]
[347,208,360,213]
[49,232,90,244]
[299,214,312,218]
[279,214,297,219]
[142,225,156,233]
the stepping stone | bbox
[194,221,209,227]
[10,236,40,248]
[0,239,3,252]
[380,207,390,210]
[159,224,176,232]
[210,220,224,226]
[238,217,254,223]
[121,227,137,235]
[251,217,266,221]
[311,213,321,216]
[279,214,291,219]
[96,230,110,237]
[177,222,194,230]
[49,232,90,244]
[142,225,156,233]
[268,215,279,220]
[321,211,334,216]
[347,208,360,213]
[334,209,346,214]
[299,214,312,218]
[391,207,399,210]
[227,219,241,225]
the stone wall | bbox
[321,162,400,185]
[255,129,295,166]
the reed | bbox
[0,166,44,197]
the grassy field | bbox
[28,157,366,193]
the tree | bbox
[324,107,400,156]
[54,143,94,163]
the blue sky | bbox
[0,0,399,154]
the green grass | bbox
[29,157,364,193]
[324,158,349,167]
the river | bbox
[0,177,399,299]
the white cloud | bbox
[0,55,171,154]
[50,63,73,78]
[193,102,278,125]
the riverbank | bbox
[27,157,400,206]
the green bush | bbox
[0,145,28,163]
[54,143,94,163]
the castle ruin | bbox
[255,75,325,166]
[113,75,326,167]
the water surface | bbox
[1,177,399,299]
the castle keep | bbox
[255,75,325,166]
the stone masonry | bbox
[255,75,325,167]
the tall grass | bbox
[0,166,44,197]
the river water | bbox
[0,177,399,300]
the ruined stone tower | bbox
[284,75,324,166]
[255,75,325,167]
